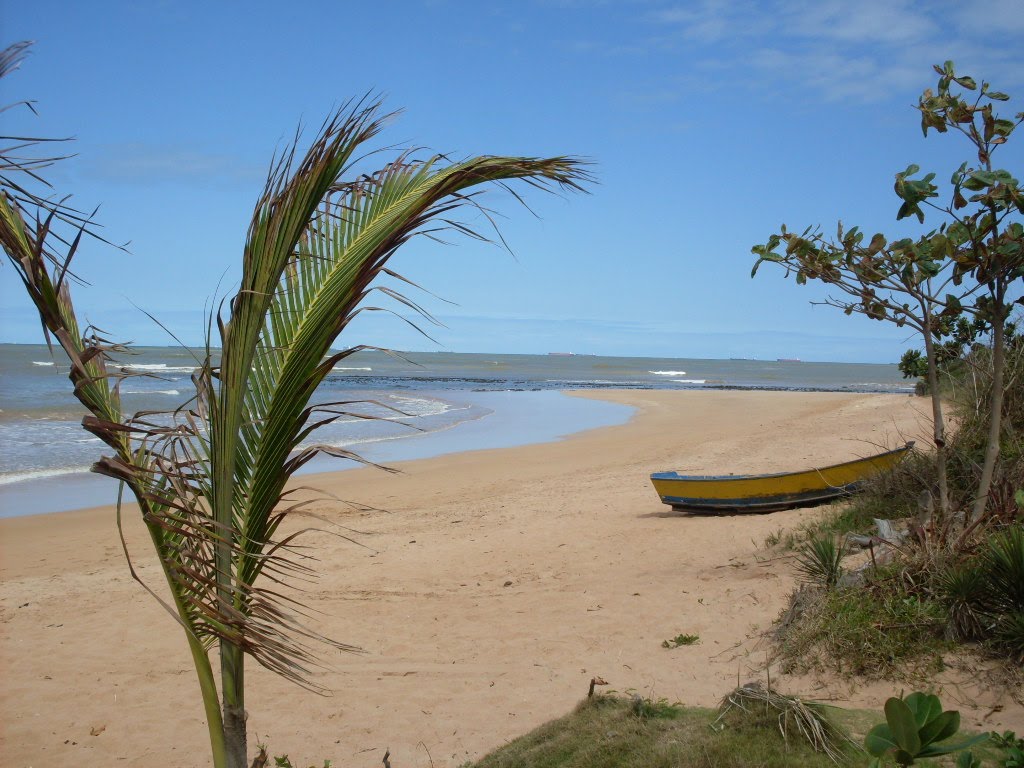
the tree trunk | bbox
[922,310,950,520]
[971,297,1006,523]
[222,643,247,768]
[190,634,229,768]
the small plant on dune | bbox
[980,525,1024,659]
[936,561,989,641]
[938,525,1024,658]
[251,747,332,768]
[794,533,845,589]
[864,691,988,767]
[629,694,684,720]
[661,633,700,648]
[716,682,853,763]
[992,611,1024,662]
[763,528,785,548]
[983,526,1024,613]
[990,730,1024,768]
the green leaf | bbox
[905,692,943,727]
[994,118,1016,137]
[919,710,959,745]
[865,723,899,757]
[954,75,977,90]
[963,175,988,191]
[950,161,968,185]
[987,91,1010,101]
[918,732,989,757]
[970,170,998,186]
[886,697,922,754]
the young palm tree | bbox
[1,44,590,768]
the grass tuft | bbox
[774,572,950,680]
[470,694,859,768]
[794,534,844,589]
[661,633,700,648]
[715,682,855,763]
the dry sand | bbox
[1,389,1020,767]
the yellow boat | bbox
[650,442,914,513]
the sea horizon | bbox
[0,341,909,367]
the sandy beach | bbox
[1,389,1020,767]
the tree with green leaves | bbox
[911,63,1023,522]
[752,61,1023,527]
[0,43,590,768]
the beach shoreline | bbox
[0,389,636,518]
[1,389,1019,767]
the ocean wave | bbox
[122,388,181,396]
[121,363,196,373]
[389,395,459,417]
[31,361,55,366]
[855,383,915,391]
[0,465,93,486]
[543,378,630,385]
[331,366,372,371]
[649,370,686,376]
[303,395,464,427]
[672,379,707,384]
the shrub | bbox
[794,534,844,589]
[936,562,988,641]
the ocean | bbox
[0,344,912,516]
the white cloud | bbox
[952,0,1024,35]
[648,0,772,42]
[640,0,1021,103]
[749,47,925,102]
[781,0,938,45]
[78,143,264,186]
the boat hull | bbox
[650,442,913,513]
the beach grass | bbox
[468,694,862,768]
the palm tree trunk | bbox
[190,635,229,768]
[222,643,247,768]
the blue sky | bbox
[1,0,1021,362]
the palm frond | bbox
[135,101,592,687]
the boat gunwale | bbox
[649,441,914,484]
